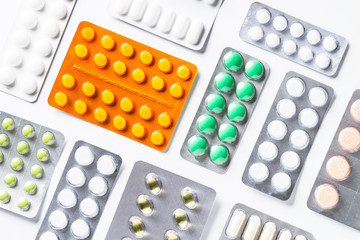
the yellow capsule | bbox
[181,187,198,209]
[165,230,180,240]
[136,195,153,216]
[173,209,190,230]
[145,173,162,195]
[129,216,145,237]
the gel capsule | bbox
[181,187,198,209]
[129,216,145,237]
[145,173,162,195]
[173,209,190,230]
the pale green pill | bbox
[24,181,37,195]
[0,133,9,147]
[18,198,30,211]
[0,190,10,203]
[11,157,23,171]
[17,141,30,155]
[31,164,43,179]
[37,148,49,162]
[4,174,17,187]
[2,117,15,131]
[22,125,35,138]
[42,132,55,146]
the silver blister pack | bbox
[239,2,348,77]
[0,111,65,218]
[219,203,314,240]
[36,140,122,240]
[106,161,216,240]
[242,72,334,200]
[307,90,360,231]
[180,47,269,174]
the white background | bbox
[0,0,359,239]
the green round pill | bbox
[218,123,238,144]
[31,164,43,179]
[0,133,9,147]
[22,125,35,138]
[245,60,264,80]
[187,135,208,156]
[214,72,235,93]
[0,190,10,203]
[197,114,217,135]
[18,198,30,211]
[37,148,49,162]
[2,118,15,131]
[223,51,243,72]
[4,174,17,187]
[227,102,247,123]
[205,93,226,114]
[42,132,55,146]
[236,82,256,102]
[0,151,3,163]
[24,181,37,195]
[210,145,229,166]
[17,141,29,155]
[11,157,23,171]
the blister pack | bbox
[307,90,360,231]
[108,0,224,50]
[219,203,313,240]
[0,111,65,218]
[242,72,334,200]
[106,161,216,240]
[48,21,197,151]
[36,140,122,240]
[180,47,269,173]
[0,0,77,102]
[239,2,348,77]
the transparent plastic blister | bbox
[242,72,334,200]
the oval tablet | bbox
[143,3,161,27]
[242,215,262,240]
[259,222,277,240]
[225,209,246,239]
[185,20,204,45]
[157,8,176,33]
[128,0,147,21]
[114,0,133,15]
[277,229,292,240]
[171,15,190,39]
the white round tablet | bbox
[267,120,287,141]
[28,57,45,76]
[49,2,68,20]
[290,23,304,38]
[298,46,313,63]
[308,87,328,107]
[21,77,38,95]
[271,172,291,192]
[75,146,94,166]
[97,155,116,176]
[323,36,338,52]
[35,39,53,57]
[258,141,278,161]
[286,77,305,97]
[307,29,321,45]
[6,49,23,67]
[49,210,68,230]
[39,231,58,240]
[248,26,264,42]
[71,219,90,239]
[21,11,38,29]
[88,176,108,196]
[13,30,31,48]
[276,99,296,119]
[66,167,86,187]
[58,188,77,208]
[80,198,99,218]
[315,53,331,69]
[299,108,319,129]
[0,68,16,86]
[272,15,287,31]
[266,33,280,48]
[289,129,309,150]
[256,9,271,24]
[281,151,301,171]
[29,0,46,11]
[43,20,60,38]
[249,163,269,183]
[282,40,297,55]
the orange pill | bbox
[132,68,146,83]
[338,127,360,152]
[314,184,339,210]
[121,43,134,58]
[74,100,87,115]
[102,90,115,105]
[120,97,134,112]
[62,74,75,89]
[151,130,165,146]
[94,108,108,123]
[350,99,360,123]
[75,44,88,59]
[158,58,172,73]
[132,123,146,139]
[81,27,95,42]
[139,105,153,120]
[158,113,172,128]
[177,65,192,81]
[54,92,68,107]
[101,35,115,50]
[94,53,108,68]
[326,155,351,181]
[113,115,127,131]
[151,76,165,91]
[140,50,153,65]
[113,61,127,76]
[82,82,96,97]
[170,83,184,99]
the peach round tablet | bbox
[350,99,360,123]
[326,156,351,181]
[338,127,360,152]
[314,184,339,210]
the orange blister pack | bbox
[48,21,197,151]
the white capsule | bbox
[43,20,60,38]
[315,53,331,69]
[114,0,133,15]
[307,29,321,45]
[171,15,190,39]
[258,141,278,161]
[80,198,99,218]
[39,231,58,240]
[185,20,204,45]
[143,3,161,28]
[298,46,313,63]
[6,49,23,67]
[249,163,269,183]
[271,172,291,192]
[128,0,147,21]
[88,176,108,196]
[49,210,68,230]
[299,108,319,129]
[13,30,31,48]
[286,77,305,98]
[280,151,301,171]
[97,155,117,176]
[21,11,38,29]
[267,120,287,141]
[242,215,262,240]
[21,77,38,95]
[295,235,307,240]
[282,40,297,55]
[248,26,264,41]
[259,222,277,240]
[273,15,287,31]
[157,8,176,33]
[256,9,271,24]
[58,188,77,208]
[308,87,328,107]
[71,219,90,239]
[28,57,45,76]
[29,0,46,11]
[277,229,292,240]
[66,167,86,187]
[0,68,16,86]
[323,36,338,52]
[276,99,296,119]
[226,209,246,239]
[290,23,304,38]
[75,146,94,166]
[49,2,68,20]
[266,33,280,48]
[35,39,53,57]
[289,129,309,150]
